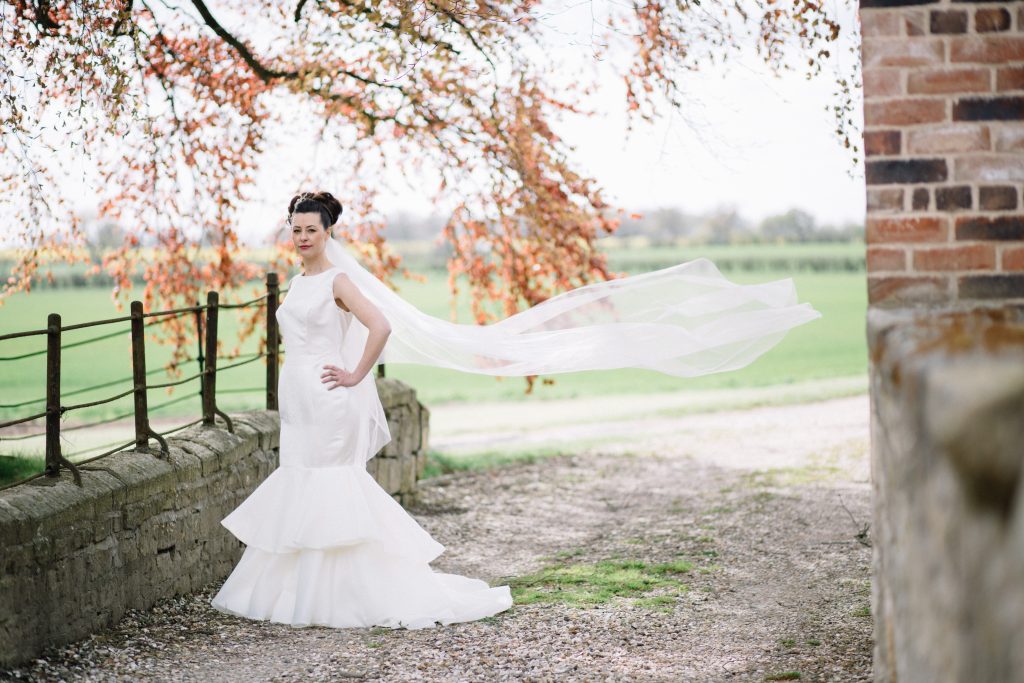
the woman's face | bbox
[290,212,329,259]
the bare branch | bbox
[189,0,298,80]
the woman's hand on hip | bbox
[321,364,361,389]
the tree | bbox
[701,205,753,245]
[760,208,818,243]
[1,0,855,376]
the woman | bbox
[212,192,512,629]
[212,190,821,629]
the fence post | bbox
[130,301,149,449]
[202,291,218,425]
[44,313,81,485]
[130,300,168,456]
[194,299,205,411]
[44,313,61,478]
[202,290,234,432]
[266,272,280,411]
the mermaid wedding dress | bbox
[211,266,513,629]
[212,235,821,629]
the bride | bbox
[211,191,821,630]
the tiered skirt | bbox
[211,463,513,629]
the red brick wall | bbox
[861,0,1024,305]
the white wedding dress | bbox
[211,266,513,629]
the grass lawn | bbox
[0,243,866,483]
[385,268,866,403]
[0,269,866,413]
[0,243,867,417]
[0,282,270,425]
[602,241,864,272]
[384,238,865,273]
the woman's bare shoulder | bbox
[331,271,354,312]
[330,271,355,295]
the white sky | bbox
[225,0,865,244]
[547,49,865,227]
[527,0,864,225]
[24,1,866,246]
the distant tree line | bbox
[80,206,862,252]
[9,205,860,289]
[609,206,863,245]
[370,206,863,246]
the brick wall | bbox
[862,3,1024,680]
[861,0,1024,305]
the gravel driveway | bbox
[2,394,872,682]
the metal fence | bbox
[0,272,384,491]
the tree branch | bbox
[189,0,408,96]
[189,0,298,80]
[22,0,61,32]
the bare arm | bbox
[321,272,392,389]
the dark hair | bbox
[288,191,343,230]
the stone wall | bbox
[0,377,428,667]
[371,379,430,500]
[868,307,1024,681]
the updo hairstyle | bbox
[288,191,343,231]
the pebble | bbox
[2,398,873,681]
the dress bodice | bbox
[270,263,391,469]
[276,266,352,362]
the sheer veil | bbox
[322,236,821,378]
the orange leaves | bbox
[2,0,852,391]
[434,74,619,337]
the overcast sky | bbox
[547,43,865,227]
[225,0,864,244]
[42,1,864,246]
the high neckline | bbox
[299,267,335,278]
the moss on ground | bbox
[420,447,570,479]
[507,557,693,609]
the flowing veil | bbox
[322,237,821,379]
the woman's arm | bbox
[321,272,392,389]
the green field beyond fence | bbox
[348,239,866,276]
[0,242,867,472]
[604,241,865,274]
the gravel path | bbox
[2,395,872,682]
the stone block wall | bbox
[861,0,1024,306]
[868,307,1024,682]
[0,378,429,667]
[372,378,430,502]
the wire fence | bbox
[0,272,386,491]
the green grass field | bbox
[0,243,867,482]
[384,238,865,273]
[383,268,865,402]
[603,241,865,272]
[0,242,867,427]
